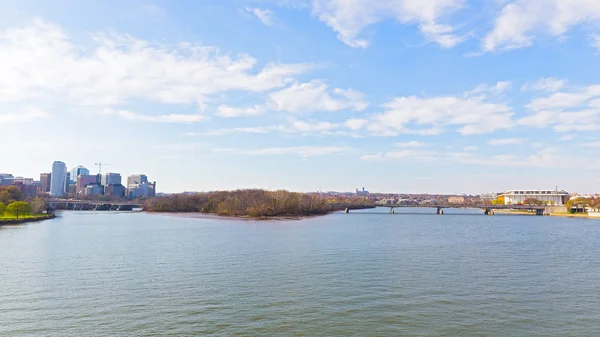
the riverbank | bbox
[550,212,597,218]
[0,214,56,226]
[149,209,351,221]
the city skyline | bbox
[2,1,600,194]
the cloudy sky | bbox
[2,0,600,194]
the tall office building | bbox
[127,174,148,186]
[40,173,51,192]
[70,166,90,182]
[50,161,67,197]
[76,175,100,194]
[101,173,122,186]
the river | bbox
[1,208,600,336]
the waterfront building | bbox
[40,173,51,192]
[101,173,122,186]
[448,196,465,204]
[50,161,67,197]
[70,166,90,182]
[76,175,100,195]
[501,190,569,205]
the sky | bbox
[1,0,600,194]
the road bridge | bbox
[335,204,555,216]
[47,199,143,211]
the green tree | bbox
[6,201,32,219]
[0,202,5,215]
[0,186,24,204]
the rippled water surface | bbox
[2,208,600,336]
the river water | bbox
[1,208,600,336]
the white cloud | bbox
[101,109,205,123]
[269,81,367,113]
[360,152,383,161]
[483,0,600,52]
[0,19,310,120]
[518,83,600,131]
[216,105,263,117]
[364,83,515,136]
[246,7,275,26]
[186,126,281,136]
[386,149,435,159]
[345,118,368,130]
[287,118,338,132]
[560,135,576,141]
[488,138,522,145]
[310,0,465,48]
[243,145,353,157]
[521,78,566,93]
[591,34,600,52]
[0,106,48,123]
[463,145,478,151]
[395,141,425,147]
[465,81,512,97]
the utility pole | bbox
[95,162,111,174]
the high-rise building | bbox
[127,174,148,186]
[127,174,155,198]
[70,166,90,182]
[101,173,121,186]
[50,161,67,197]
[40,173,51,192]
[76,175,100,195]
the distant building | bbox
[105,184,125,197]
[448,196,465,204]
[85,184,104,196]
[76,175,100,195]
[127,174,148,186]
[12,182,39,199]
[40,173,51,192]
[0,174,14,186]
[2,177,34,185]
[50,161,67,197]
[101,173,122,186]
[70,165,90,182]
[502,190,569,205]
[127,175,156,198]
[355,187,369,195]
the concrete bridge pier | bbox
[536,209,545,216]
[484,209,494,215]
[390,207,395,214]
[344,208,349,214]
[436,207,443,215]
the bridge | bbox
[336,204,560,216]
[47,199,143,211]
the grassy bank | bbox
[0,214,56,225]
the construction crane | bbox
[95,162,111,174]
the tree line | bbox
[144,189,374,217]
[0,186,47,219]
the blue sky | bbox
[2,0,600,194]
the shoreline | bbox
[146,210,342,221]
[0,214,56,226]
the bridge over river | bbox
[47,199,143,212]
[336,204,564,216]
